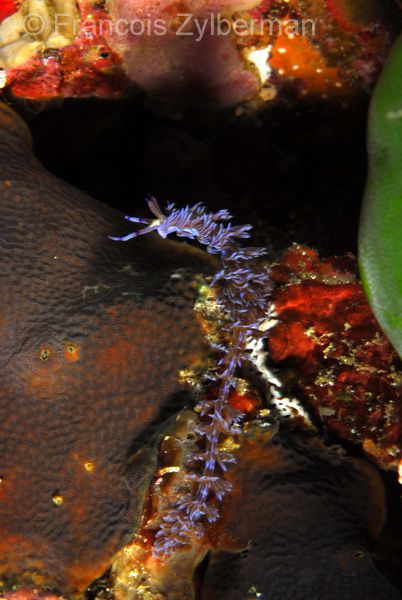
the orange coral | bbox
[270,22,345,97]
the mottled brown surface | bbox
[202,429,401,600]
[0,103,213,593]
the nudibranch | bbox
[108,199,402,600]
[110,197,273,553]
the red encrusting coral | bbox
[0,590,62,600]
[268,244,402,469]
[0,0,17,21]
[227,389,260,413]
[4,2,130,99]
[0,0,396,105]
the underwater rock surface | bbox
[0,103,401,600]
[0,0,397,110]
[0,102,213,592]
[269,244,402,470]
[109,408,401,600]
[201,429,400,600]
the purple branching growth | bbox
[111,197,272,555]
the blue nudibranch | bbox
[112,198,272,554]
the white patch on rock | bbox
[247,302,314,427]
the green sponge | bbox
[359,35,402,359]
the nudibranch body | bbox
[111,197,273,554]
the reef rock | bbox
[201,427,400,600]
[268,244,402,470]
[0,101,213,593]
[0,0,397,110]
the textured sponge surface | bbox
[0,106,210,593]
